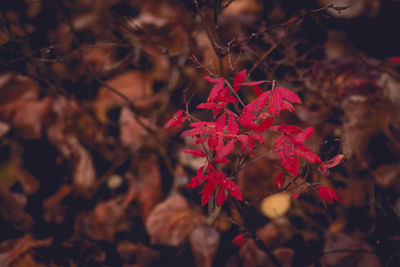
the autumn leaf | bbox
[317,185,342,204]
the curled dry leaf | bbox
[239,239,294,267]
[271,247,295,266]
[0,121,10,138]
[0,190,33,232]
[372,162,400,188]
[238,238,269,267]
[0,143,38,194]
[124,8,189,57]
[0,74,51,139]
[341,98,395,167]
[46,97,96,193]
[189,225,220,267]
[117,240,159,266]
[85,196,131,241]
[0,234,52,266]
[43,185,72,224]
[322,232,381,267]
[145,194,206,247]
[256,218,296,248]
[94,70,154,122]
[130,156,163,219]
[119,106,149,148]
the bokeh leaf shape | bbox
[260,192,291,219]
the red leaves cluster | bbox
[163,70,343,206]
[390,56,400,64]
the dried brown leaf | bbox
[145,194,206,247]
[85,196,130,241]
[322,232,381,267]
[119,106,148,148]
[190,225,220,267]
[0,190,33,232]
[0,234,52,266]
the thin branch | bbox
[221,0,236,11]
[322,249,376,255]
[234,3,351,49]
[193,0,224,75]
[248,42,280,77]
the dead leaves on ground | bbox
[1,0,400,266]
[145,194,206,247]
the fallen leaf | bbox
[0,190,33,232]
[256,218,295,248]
[322,232,381,267]
[85,196,131,241]
[260,192,291,219]
[0,234,52,266]
[0,121,10,138]
[43,185,72,224]
[117,240,159,266]
[46,98,96,193]
[145,194,206,247]
[119,106,149,148]
[0,75,51,139]
[95,70,154,122]
[189,225,220,267]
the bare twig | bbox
[193,0,224,75]
[234,4,351,49]
[248,42,280,77]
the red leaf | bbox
[279,143,299,176]
[213,157,230,164]
[294,149,321,164]
[252,85,263,97]
[204,76,219,83]
[295,127,314,143]
[269,88,283,115]
[215,113,227,133]
[291,192,300,200]
[232,233,247,245]
[243,91,270,113]
[208,133,218,152]
[187,166,206,188]
[233,70,247,92]
[319,163,328,175]
[237,135,253,155]
[238,112,258,129]
[215,137,225,155]
[249,133,265,145]
[216,139,235,158]
[253,116,274,132]
[201,180,217,205]
[216,186,226,206]
[270,125,302,135]
[227,111,239,135]
[276,87,301,103]
[182,149,207,157]
[162,110,187,129]
[317,186,341,204]
[241,81,269,86]
[273,172,286,189]
[390,56,400,64]
[324,154,344,168]
[268,87,301,116]
[219,175,243,201]
[207,78,225,102]
[196,102,217,110]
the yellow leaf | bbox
[260,192,291,219]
